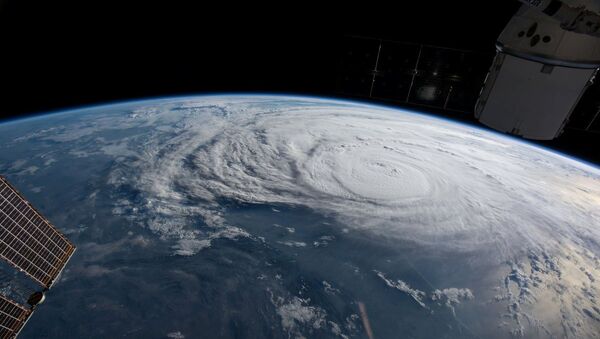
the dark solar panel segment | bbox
[337,36,492,113]
[0,294,31,339]
[0,176,76,289]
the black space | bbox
[0,1,519,116]
[0,1,597,164]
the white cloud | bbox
[277,296,326,332]
[322,281,340,295]
[166,331,185,339]
[374,270,427,309]
[431,288,474,315]
[172,238,211,256]
[278,241,307,248]
[267,287,351,338]
[375,270,476,316]
[81,264,116,277]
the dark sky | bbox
[3,1,598,165]
[0,1,521,119]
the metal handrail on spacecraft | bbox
[0,176,76,338]
[475,0,600,139]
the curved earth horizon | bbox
[0,95,598,338]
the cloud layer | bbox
[103,96,600,258]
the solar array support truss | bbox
[0,175,76,338]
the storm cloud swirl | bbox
[109,96,600,259]
[109,97,600,336]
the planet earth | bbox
[0,95,599,338]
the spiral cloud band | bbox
[111,96,600,258]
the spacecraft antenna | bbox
[0,175,76,338]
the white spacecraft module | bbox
[475,0,600,140]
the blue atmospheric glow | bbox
[1,93,598,170]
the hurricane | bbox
[111,97,600,256]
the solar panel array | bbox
[0,294,31,339]
[0,176,76,289]
[336,36,492,113]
